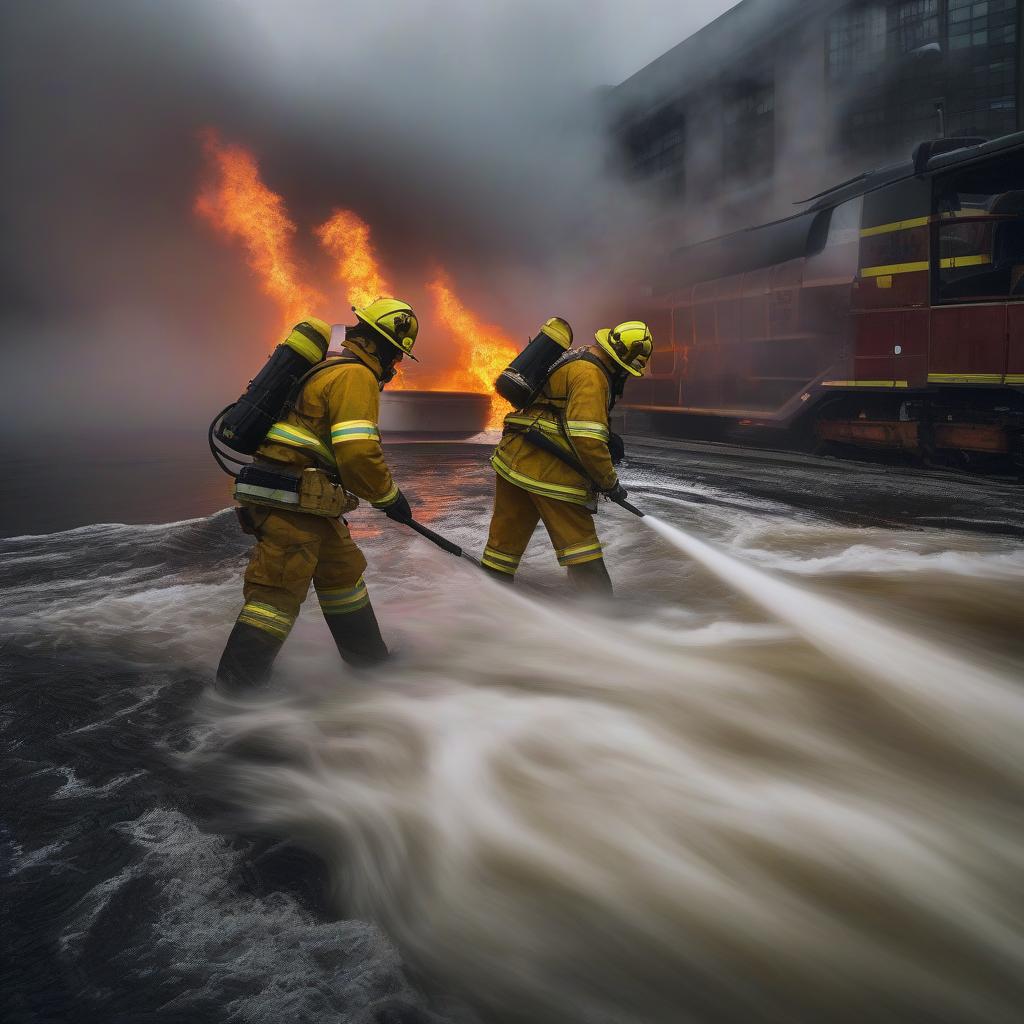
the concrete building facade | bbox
[609,0,1023,239]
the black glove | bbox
[381,488,413,523]
[605,481,628,503]
[608,431,626,466]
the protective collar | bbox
[341,336,390,388]
[589,344,628,406]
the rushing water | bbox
[4,440,1024,1023]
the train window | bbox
[825,196,863,247]
[935,177,1024,301]
[693,289,717,344]
[673,304,694,348]
[640,309,671,351]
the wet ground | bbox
[3,437,1023,1023]
[626,435,1024,537]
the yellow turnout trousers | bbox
[482,474,603,577]
[235,506,371,642]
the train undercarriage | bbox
[808,387,1024,472]
[620,387,1024,477]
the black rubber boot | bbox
[324,603,390,668]
[566,558,613,596]
[216,622,284,695]
[481,565,514,585]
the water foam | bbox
[58,807,442,1022]
[643,515,1024,774]
[198,549,1024,1024]
[8,460,1023,1023]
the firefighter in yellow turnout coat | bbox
[217,299,419,693]
[483,320,654,593]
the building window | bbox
[944,0,1020,137]
[722,82,775,181]
[827,5,888,79]
[892,0,939,53]
[621,102,687,194]
[634,126,686,177]
[948,0,1017,50]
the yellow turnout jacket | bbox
[257,340,399,507]
[491,345,619,506]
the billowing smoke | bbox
[0,0,736,441]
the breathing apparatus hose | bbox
[523,427,646,518]
[209,403,475,562]
[209,406,251,478]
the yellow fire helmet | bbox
[595,320,654,377]
[352,297,420,361]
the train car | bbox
[622,132,1024,470]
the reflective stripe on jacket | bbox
[491,345,618,506]
[256,344,399,507]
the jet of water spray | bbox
[642,514,1024,775]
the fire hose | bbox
[402,516,480,566]
[523,427,646,518]
[396,426,644,565]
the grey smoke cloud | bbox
[0,0,736,438]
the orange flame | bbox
[314,207,408,383]
[195,129,325,329]
[428,271,518,427]
[195,134,519,425]
[313,210,517,417]
[315,208,390,308]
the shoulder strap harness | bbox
[262,355,379,473]
[539,349,621,411]
[503,350,618,473]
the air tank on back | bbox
[494,317,573,410]
[215,319,331,455]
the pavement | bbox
[622,435,1024,538]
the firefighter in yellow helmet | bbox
[217,298,419,693]
[482,320,653,593]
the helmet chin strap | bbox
[343,327,398,388]
[375,338,400,385]
[608,368,627,409]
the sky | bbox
[0,0,738,439]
